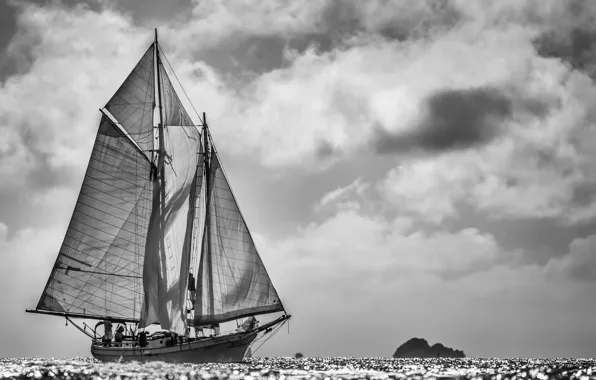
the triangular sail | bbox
[35,115,153,321]
[139,62,202,334]
[104,44,155,158]
[159,64,195,128]
[194,151,284,325]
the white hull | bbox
[91,330,258,364]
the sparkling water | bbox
[1,357,595,379]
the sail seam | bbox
[86,166,152,191]
[63,232,144,265]
[80,189,151,213]
[73,175,151,313]
[49,283,137,314]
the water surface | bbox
[1,357,595,379]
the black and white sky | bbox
[2,0,596,358]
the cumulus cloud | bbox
[270,209,504,286]
[4,0,596,358]
[0,2,148,191]
[534,0,596,79]
[372,86,551,155]
[258,204,596,357]
[545,234,596,281]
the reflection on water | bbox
[1,357,595,379]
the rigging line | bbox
[62,235,142,268]
[84,170,151,196]
[70,209,142,237]
[57,259,141,290]
[157,43,204,126]
[70,215,147,241]
[56,266,141,279]
[80,188,149,211]
[91,139,152,167]
[65,273,142,313]
[69,175,152,310]
[64,230,145,264]
[76,199,148,225]
[80,188,151,213]
[86,148,151,179]
[251,320,287,356]
[86,159,152,189]
[56,265,144,295]
[48,282,138,315]
[54,279,141,309]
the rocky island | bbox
[393,338,465,358]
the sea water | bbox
[1,357,595,379]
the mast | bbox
[202,112,215,318]
[154,29,167,280]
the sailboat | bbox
[26,30,291,363]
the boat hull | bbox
[91,331,257,364]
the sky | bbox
[2,0,596,359]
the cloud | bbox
[372,86,537,155]
[372,87,548,155]
[0,2,148,192]
[258,202,596,357]
[4,0,596,359]
[316,178,369,212]
[270,208,505,287]
[545,234,596,282]
[534,0,596,78]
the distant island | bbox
[393,338,466,358]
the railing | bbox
[92,326,255,349]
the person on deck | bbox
[114,326,124,347]
[238,316,257,332]
[103,320,113,347]
[194,325,203,338]
[188,272,196,310]
[139,331,147,348]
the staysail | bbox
[139,51,202,334]
[194,148,284,325]
[35,115,153,321]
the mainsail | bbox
[139,56,202,334]
[30,33,286,336]
[194,146,284,325]
[35,114,153,322]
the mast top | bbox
[154,28,158,44]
